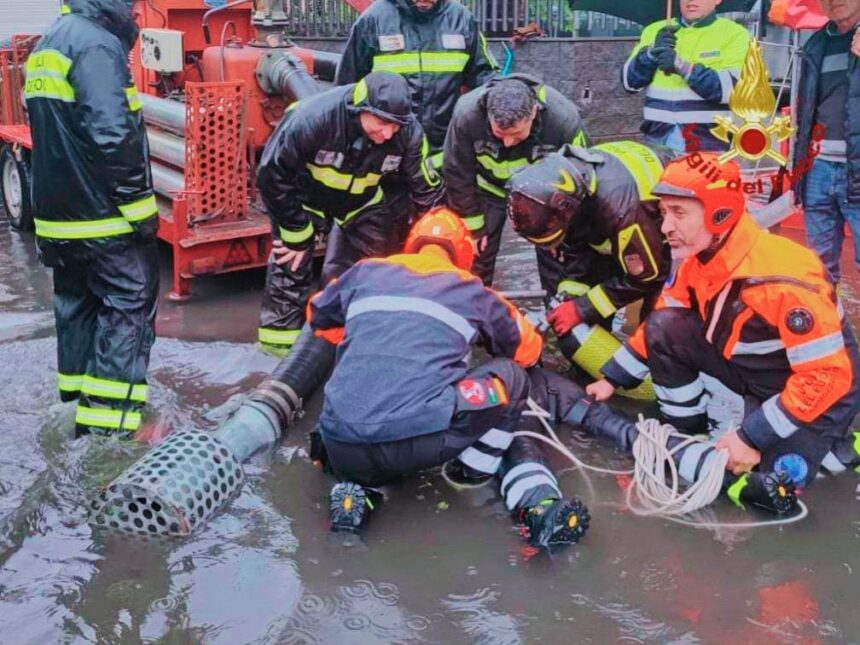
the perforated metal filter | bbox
[89,431,244,537]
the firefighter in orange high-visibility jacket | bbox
[589,153,860,491]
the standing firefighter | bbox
[335,0,498,153]
[590,154,860,490]
[506,142,674,372]
[307,209,590,548]
[622,0,750,152]
[444,75,589,285]
[25,0,159,437]
[256,72,443,355]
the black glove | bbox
[654,47,677,74]
[133,216,159,244]
[654,25,678,51]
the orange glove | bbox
[547,300,583,336]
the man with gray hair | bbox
[443,75,589,285]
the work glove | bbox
[654,47,678,74]
[653,25,679,51]
[133,216,159,244]
[546,299,584,337]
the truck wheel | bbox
[1,145,34,231]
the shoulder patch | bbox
[785,307,814,335]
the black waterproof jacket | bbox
[443,74,589,236]
[509,142,675,324]
[25,0,156,259]
[335,0,498,149]
[793,21,860,205]
[257,75,444,250]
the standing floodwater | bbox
[2,219,859,643]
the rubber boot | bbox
[725,471,798,514]
[519,498,590,548]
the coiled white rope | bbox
[517,399,808,529]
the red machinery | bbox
[0,0,340,300]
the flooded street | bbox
[2,216,860,644]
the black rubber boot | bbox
[329,482,380,544]
[519,498,590,548]
[725,471,798,515]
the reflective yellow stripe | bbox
[258,328,302,346]
[589,239,612,255]
[537,85,547,103]
[279,221,314,244]
[81,375,148,403]
[35,217,133,240]
[853,432,860,474]
[118,194,157,222]
[337,187,385,226]
[476,155,529,181]
[125,86,143,112]
[429,151,444,170]
[462,214,485,232]
[617,223,660,281]
[61,3,71,14]
[557,280,590,297]
[58,373,84,393]
[352,79,368,105]
[594,141,664,200]
[306,164,381,195]
[476,174,506,198]
[726,473,749,509]
[302,204,325,218]
[526,229,564,246]
[586,285,616,318]
[371,51,470,74]
[479,32,499,69]
[75,406,142,432]
[25,49,75,102]
[571,130,588,147]
[420,137,441,187]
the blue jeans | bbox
[803,159,860,282]
[645,127,688,153]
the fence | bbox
[285,0,642,39]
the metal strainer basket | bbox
[89,430,244,537]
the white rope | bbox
[515,399,807,529]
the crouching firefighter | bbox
[25,0,159,437]
[506,142,674,394]
[588,153,860,497]
[306,208,591,548]
[256,72,443,356]
[443,75,589,285]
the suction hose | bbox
[559,323,655,401]
[89,328,336,537]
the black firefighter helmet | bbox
[506,151,594,248]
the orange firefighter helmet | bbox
[404,207,475,271]
[651,152,746,235]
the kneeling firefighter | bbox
[256,72,444,356]
[590,153,860,495]
[306,208,591,548]
[506,142,675,395]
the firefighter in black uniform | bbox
[506,142,674,364]
[335,0,498,153]
[256,72,443,355]
[443,75,589,285]
[25,0,159,437]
